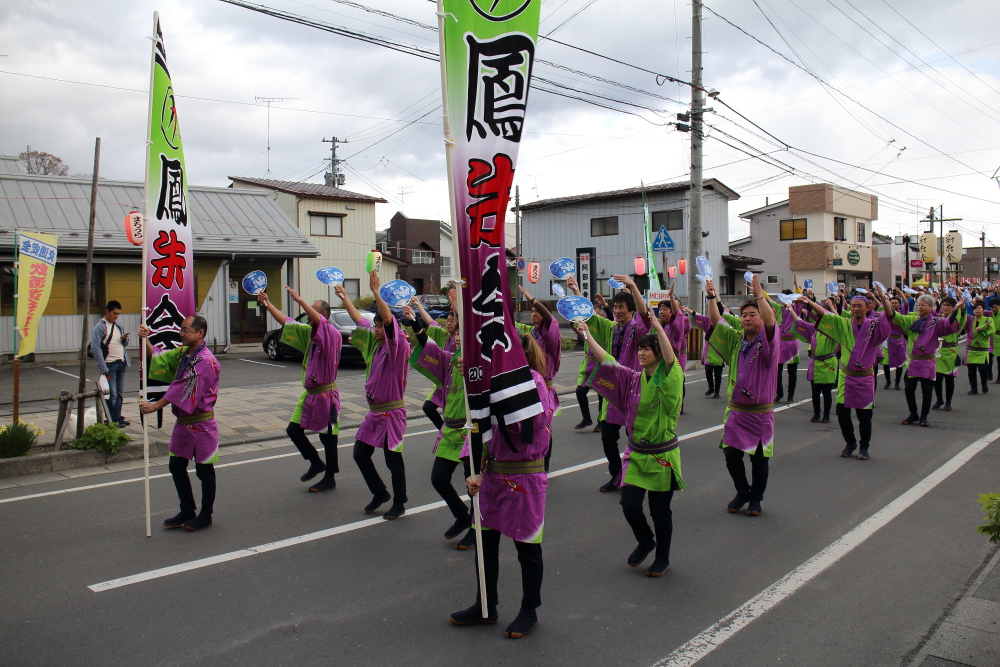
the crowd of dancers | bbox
[134,268,999,639]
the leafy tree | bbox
[19,150,69,176]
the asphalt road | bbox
[2,360,999,665]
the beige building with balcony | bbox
[731,184,878,294]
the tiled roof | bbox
[518,178,739,211]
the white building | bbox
[517,178,739,302]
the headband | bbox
[850,294,870,304]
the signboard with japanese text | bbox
[576,247,595,300]
[144,14,195,362]
[14,231,58,358]
[440,0,543,444]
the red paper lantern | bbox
[678,258,686,274]
[528,261,541,284]
[634,256,646,276]
[124,211,143,246]
[668,266,677,279]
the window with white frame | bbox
[857,221,866,243]
[309,213,343,237]
[412,250,435,264]
[766,274,779,285]
[440,256,451,277]
[834,217,846,241]
[343,279,360,303]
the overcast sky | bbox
[2,0,998,247]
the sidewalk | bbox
[0,364,581,479]
[908,545,1000,666]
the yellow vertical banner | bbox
[15,231,59,357]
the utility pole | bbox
[515,186,522,296]
[687,0,704,309]
[923,205,962,287]
[322,136,348,188]
[256,96,300,178]
[982,230,987,282]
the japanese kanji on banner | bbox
[14,231,58,358]
[439,0,543,443]
[144,13,195,368]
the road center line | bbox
[239,359,286,368]
[651,423,1000,667]
[87,399,810,593]
[45,367,79,378]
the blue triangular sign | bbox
[652,226,674,251]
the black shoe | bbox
[117,420,131,427]
[894,384,901,390]
[931,402,943,411]
[746,500,762,517]
[968,390,979,395]
[308,476,336,492]
[599,479,619,493]
[901,417,919,425]
[884,382,891,389]
[775,393,784,403]
[857,449,869,460]
[445,516,472,540]
[810,414,820,422]
[450,604,497,626]
[727,493,749,513]
[713,394,721,398]
[382,503,406,520]
[841,444,856,458]
[627,541,656,567]
[574,419,593,430]
[364,491,391,513]
[504,609,538,639]
[455,529,477,550]
[300,459,326,483]
[592,421,604,433]
[163,511,196,528]
[183,514,212,531]
[704,389,714,397]
[646,559,670,577]
[786,395,794,404]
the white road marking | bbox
[45,367,79,378]
[239,359,286,368]
[0,428,441,505]
[651,424,1000,667]
[86,399,811,592]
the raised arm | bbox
[334,283,363,325]
[873,282,894,322]
[751,274,775,330]
[369,270,391,326]
[616,274,647,318]
[706,278,721,327]
[574,320,608,360]
[257,290,287,326]
[648,312,676,367]
[566,276,583,296]
[668,285,681,323]
[410,295,436,328]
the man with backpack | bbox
[90,300,131,427]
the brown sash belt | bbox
[889,335,904,340]
[628,436,680,454]
[940,342,958,349]
[306,382,337,395]
[177,411,214,425]
[727,401,774,414]
[545,380,554,388]
[967,346,989,352]
[484,459,545,475]
[813,351,837,361]
[843,367,873,377]
[780,336,797,342]
[443,418,467,430]
[368,400,405,412]
[908,354,935,361]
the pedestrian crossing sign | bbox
[652,226,675,252]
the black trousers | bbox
[904,375,935,422]
[423,399,445,431]
[601,422,623,479]
[836,403,872,449]
[353,441,407,504]
[934,372,955,406]
[576,385,592,422]
[776,363,798,400]
[705,364,723,395]
[431,457,472,520]
[723,444,769,501]
[811,382,834,419]
[968,364,990,393]
[286,422,339,473]
[883,365,903,386]
[472,529,543,614]
[620,485,674,561]
[169,456,216,516]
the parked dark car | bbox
[416,294,451,319]
[262,309,376,363]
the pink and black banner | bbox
[439,0,543,443]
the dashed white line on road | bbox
[45,367,79,378]
[239,359,285,368]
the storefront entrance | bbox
[228,264,283,344]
